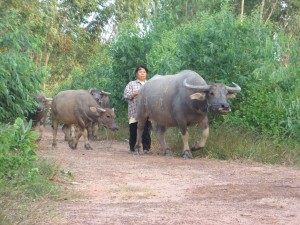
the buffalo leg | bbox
[92,122,100,140]
[191,116,209,150]
[181,131,193,159]
[62,124,71,141]
[68,125,78,149]
[33,122,43,141]
[156,125,173,156]
[83,128,93,150]
[177,122,193,159]
[87,122,93,140]
[134,119,147,154]
[52,118,59,149]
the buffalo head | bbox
[88,88,111,108]
[27,93,52,125]
[184,79,241,114]
[89,106,118,131]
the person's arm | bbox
[124,81,137,101]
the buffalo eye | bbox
[210,92,214,96]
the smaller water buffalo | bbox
[51,90,118,150]
[88,88,111,140]
[62,88,112,141]
[26,92,52,139]
[135,70,241,159]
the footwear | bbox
[143,149,152,154]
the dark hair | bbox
[135,64,148,74]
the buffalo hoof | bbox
[183,150,193,159]
[134,150,142,156]
[89,136,97,141]
[68,141,77,150]
[191,145,204,152]
[84,144,93,150]
[164,149,174,157]
[134,145,143,155]
[52,144,57,150]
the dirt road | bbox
[38,127,300,225]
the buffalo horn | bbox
[226,82,241,93]
[183,78,210,91]
[100,91,111,95]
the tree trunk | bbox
[241,0,245,22]
[265,0,279,25]
[43,52,50,91]
[261,0,265,19]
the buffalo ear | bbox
[45,98,52,107]
[227,93,237,99]
[90,106,97,113]
[190,93,206,101]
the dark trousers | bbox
[129,120,151,151]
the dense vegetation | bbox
[0,0,299,223]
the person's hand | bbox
[133,91,138,98]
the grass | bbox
[203,124,300,166]
[0,159,74,225]
[110,186,156,200]
[115,121,300,167]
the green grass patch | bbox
[0,158,72,225]
[0,118,74,225]
[115,121,300,166]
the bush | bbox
[0,118,39,183]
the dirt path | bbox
[38,127,300,225]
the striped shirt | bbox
[123,79,146,123]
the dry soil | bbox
[37,126,300,225]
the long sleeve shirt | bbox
[123,79,146,123]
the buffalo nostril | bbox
[222,104,229,109]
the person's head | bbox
[135,64,148,82]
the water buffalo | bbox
[88,88,111,108]
[51,90,118,150]
[87,88,111,140]
[135,70,241,159]
[26,92,52,139]
[62,88,111,141]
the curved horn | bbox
[183,78,210,91]
[226,82,241,93]
[88,88,97,94]
[100,90,111,95]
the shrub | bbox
[0,118,39,183]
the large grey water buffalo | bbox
[135,70,241,159]
[26,92,52,139]
[52,90,118,150]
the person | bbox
[123,64,151,153]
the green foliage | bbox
[47,2,300,142]
[0,118,39,183]
[282,99,300,138]
[0,7,48,123]
[108,21,153,113]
